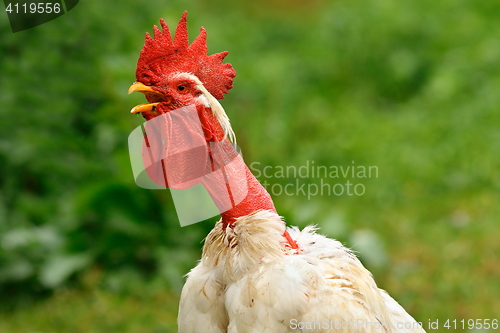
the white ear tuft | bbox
[196,83,237,145]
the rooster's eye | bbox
[177,85,186,91]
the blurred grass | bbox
[0,269,179,333]
[0,0,499,332]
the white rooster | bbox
[128,12,426,333]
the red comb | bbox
[136,11,236,99]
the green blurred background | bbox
[1,0,499,332]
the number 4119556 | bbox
[444,319,498,330]
[5,3,62,14]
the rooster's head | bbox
[128,11,236,143]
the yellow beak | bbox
[128,82,163,114]
[130,103,160,114]
[128,81,157,94]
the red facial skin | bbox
[138,76,201,120]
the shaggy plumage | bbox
[178,211,425,333]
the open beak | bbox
[128,82,163,114]
[128,82,157,95]
[130,102,160,114]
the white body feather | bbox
[178,210,425,333]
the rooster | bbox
[128,12,426,333]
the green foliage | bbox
[0,1,208,308]
[0,270,179,333]
[1,0,499,331]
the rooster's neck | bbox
[205,161,277,228]
[197,107,274,224]
[200,150,298,250]
[198,107,298,249]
